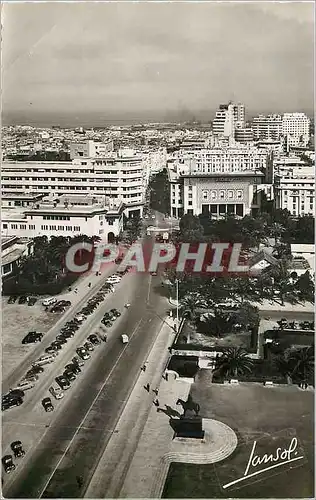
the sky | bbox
[2,1,315,125]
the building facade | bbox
[212,102,245,138]
[274,167,315,217]
[2,148,146,218]
[252,115,283,140]
[1,196,124,242]
[282,113,310,147]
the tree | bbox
[232,302,260,331]
[214,347,254,379]
[287,346,314,384]
[179,214,204,242]
[295,271,314,303]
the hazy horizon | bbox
[2,1,314,127]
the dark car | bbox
[101,319,112,327]
[55,335,68,344]
[42,397,54,412]
[28,297,37,306]
[11,441,25,458]
[61,330,75,339]
[24,370,39,382]
[55,376,70,390]
[57,300,71,307]
[2,455,16,474]
[76,347,90,360]
[4,389,25,400]
[8,296,17,304]
[72,355,84,367]
[18,296,28,304]
[21,332,43,345]
[63,370,76,382]
[65,363,81,375]
[51,341,63,350]
[2,397,23,411]
[45,346,59,355]
[30,364,44,374]
[88,334,101,345]
[83,341,94,352]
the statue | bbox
[176,394,200,416]
[173,394,204,439]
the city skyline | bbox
[2,1,314,126]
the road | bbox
[3,232,171,498]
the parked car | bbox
[11,441,25,458]
[42,397,54,412]
[84,341,94,352]
[55,376,70,390]
[18,296,28,304]
[101,319,112,327]
[4,389,25,399]
[121,334,129,344]
[21,332,43,344]
[88,334,101,345]
[50,305,66,313]
[61,330,75,339]
[2,455,16,474]
[63,370,76,382]
[8,296,17,304]
[42,297,57,307]
[35,354,56,366]
[65,363,81,375]
[75,314,85,323]
[76,347,90,360]
[55,335,68,344]
[57,300,71,307]
[16,380,35,391]
[2,397,23,411]
[49,386,64,400]
[24,371,39,382]
[45,346,59,355]
[72,355,84,367]
[29,364,44,374]
[51,341,63,350]
[28,297,37,306]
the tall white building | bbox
[2,147,147,218]
[282,113,310,147]
[213,102,245,138]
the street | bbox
[2,231,172,498]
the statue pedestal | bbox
[171,416,205,440]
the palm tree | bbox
[214,347,254,379]
[179,293,204,321]
[287,346,314,384]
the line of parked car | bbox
[2,441,25,474]
[2,282,116,413]
[275,319,314,331]
[8,295,37,306]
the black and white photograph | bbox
[1,1,314,498]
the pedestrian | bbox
[142,364,147,372]
[153,388,158,396]
[154,399,159,407]
[144,383,150,392]
[88,282,91,288]
[76,476,83,488]
[165,373,168,381]
[304,382,308,389]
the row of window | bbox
[43,215,71,221]
[202,189,243,200]
[40,225,81,231]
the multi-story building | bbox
[1,195,124,242]
[274,167,315,216]
[282,113,310,147]
[234,127,254,144]
[212,102,245,138]
[177,146,267,174]
[69,140,114,159]
[169,167,264,219]
[252,115,283,140]
[2,148,146,218]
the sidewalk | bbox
[254,299,314,313]
[85,317,188,499]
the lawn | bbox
[162,370,314,498]
[179,320,252,350]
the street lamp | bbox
[176,278,179,332]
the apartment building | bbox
[212,102,245,138]
[2,148,146,218]
[282,113,310,147]
[69,140,114,159]
[1,195,124,241]
[252,115,283,140]
[179,146,267,174]
[234,127,254,144]
[274,167,315,216]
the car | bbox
[110,308,120,317]
[8,296,17,304]
[42,297,57,307]
[21,332,43,344]
[51,341,63,350]
[75,314,85,323]
[76,347,90,360]
[45,346,59,355]
[57,300,71,307]
[50,305,66,313]
[55,376,70,390]
[29,364,44,374]
[63,370,76,382]
[5,389,25,399]
[2,455,16,474]
[72,355,84,367]
[151,272,157,276]
[49,386,64,400]
[16,379,35,391]
[28,297,37,306]
[11,441,25,458]
[55,335,68,344]
[18,296,28,304]
[24,371,39,382]
[88,334,101,345]
[42,397,54,412]
[84,341,94,352]
[65,363,81,375]
[121,334,129,344]
[61,330,75,339]
[35,353,56,366]
[2,397,23,411]
[101,320,112,327]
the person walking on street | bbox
[76,476,83,488]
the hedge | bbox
[2,273,79,296]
